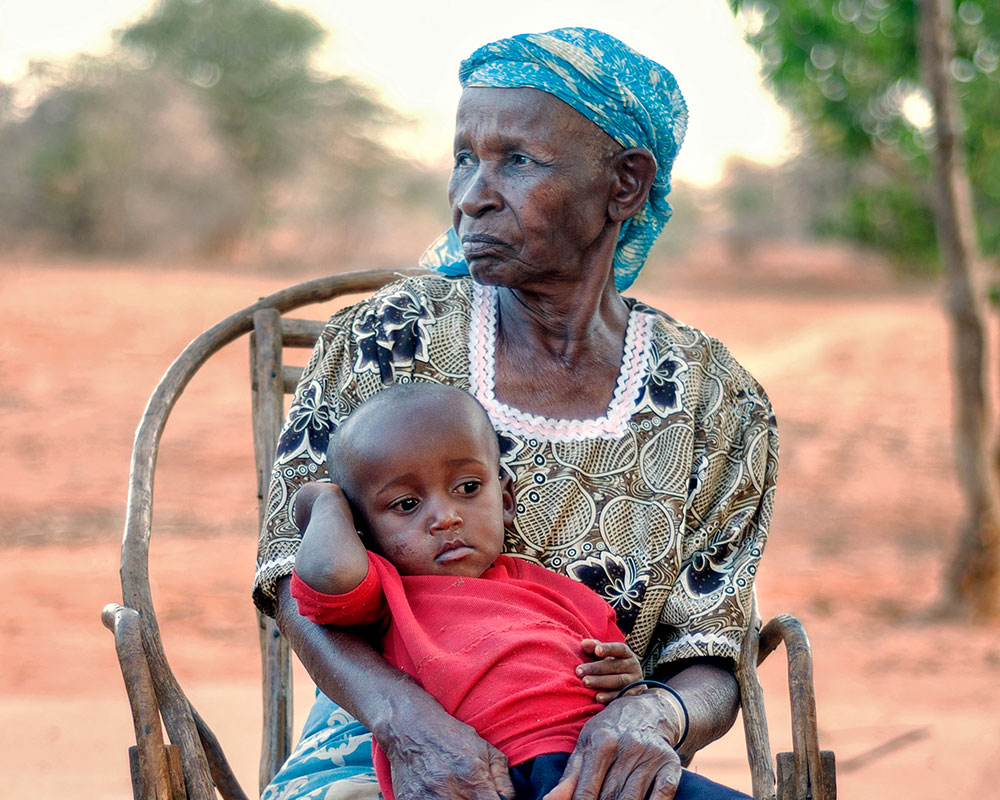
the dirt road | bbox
[2,255,997,798]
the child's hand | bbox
[292,481,341,531]
[576,639,644,704]
[292,482,368,595]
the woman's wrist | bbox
[651,687,689,750]
[371,676,453,755]
[615,679,689,750]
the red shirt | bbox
[291,553,624,800]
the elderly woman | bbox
[254,27,777,800]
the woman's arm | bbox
[658,659,740,761]
[544,659,738,800]
[273,576,515,800]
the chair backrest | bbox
[114,269,424,800]
[108,266,834,800]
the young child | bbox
[289,383,646,800]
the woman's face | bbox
[448,87,621,290]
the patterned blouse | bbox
[254,275,778,672]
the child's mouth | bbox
[436,541,473,563]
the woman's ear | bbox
[607,148,657,223]
[500,474,516,526]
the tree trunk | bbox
[917,0,1000,617]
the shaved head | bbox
[326,383,499,506]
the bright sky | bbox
[0,0,795,184]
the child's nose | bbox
[429,504,462,534]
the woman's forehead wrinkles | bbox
[456,123,547,159]
[456,90,588,153]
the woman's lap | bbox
[261,691,380,800]
[263,692,750,800]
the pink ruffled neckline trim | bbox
[467,282,653,441]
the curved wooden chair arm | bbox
[115,268,426,799]
[757,614,836,800]
[102,603,178,800]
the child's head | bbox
[326,383,515,577]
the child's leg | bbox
[507,754,571,800]
[505,756,751,800]
[675,769,752,799]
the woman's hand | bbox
[576,639,644,704]
[383,705,515,800]
[542,690,684,800]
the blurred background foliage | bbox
[728,0,1000,272]
[0,0,447,266]
[0,0,996,275]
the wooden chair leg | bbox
[777,751,836,800]
[165,745,187,800]
[251,308,294,792]
[738,603,777,800]
[129,745,188,800]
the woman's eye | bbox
[510,153,532,166]
[454,152,473,168]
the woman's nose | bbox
[454,166,502,218]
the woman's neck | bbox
[492,276,631,419]
[496,282,628,364]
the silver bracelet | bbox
[614,679,689,750]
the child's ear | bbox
[500,474,516,526]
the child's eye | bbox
[458,481,482,495]
[392,497,420,512]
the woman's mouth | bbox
[462,234,508,258]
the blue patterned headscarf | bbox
[419,27,687,292]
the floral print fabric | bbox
[254,275,778,671]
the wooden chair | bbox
[102,268,836,800]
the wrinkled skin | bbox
[542,692,683,800]
[450,87,657,421]
[273,86,741,800]
[384,704,517,800]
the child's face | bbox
[344,396,514,578]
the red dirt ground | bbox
[1,250,998,798]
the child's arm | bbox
[292,482,370,596]
[575,639,644,704]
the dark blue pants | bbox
[507,753,751,800]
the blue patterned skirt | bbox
[262,691,380,800]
